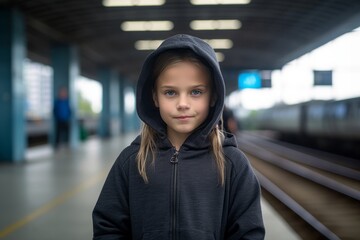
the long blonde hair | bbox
[136,49,226,185]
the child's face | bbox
[154,61,212,142]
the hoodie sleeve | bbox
[92,152,132,240]
[225,149,265,240]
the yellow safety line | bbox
[0,168,109,238]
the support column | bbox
[119,77,125,134]
[127,81,141,132]
[97,68,111,138]
[51,44,79,149]
[120,78,139,133]
[110,72,120,136]
[0,8,26,162]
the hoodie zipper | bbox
[170,150,179,240]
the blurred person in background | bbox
[222,106,238,135]
[53,87,71,148]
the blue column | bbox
[120,78,139,133]
[51,44,79,149]
[97,68,111,138]
[119,77,126,134]
[0,8,26,162]
[127,81,141,132]
[110,72,120,136]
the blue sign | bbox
[238,72,261,89]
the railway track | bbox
[237,132,360,240]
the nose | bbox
[177,94,190,110]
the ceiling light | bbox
[205,39,233,49]
[103,0,165,7]
[135,38,233,50]
[121,21,173,31]
[190,20,241,30]
[190,0,251,5]
[135,40,164,50]
[215,52,225,62]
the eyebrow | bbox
[159,84,208,89]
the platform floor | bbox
[0,134,300,240]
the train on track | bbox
[251,97,360,156]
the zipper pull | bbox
[170,151,179,164]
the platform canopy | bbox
[2,0,360,80]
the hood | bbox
[136,34,225,147]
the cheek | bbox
[197,96,211,113]
[157,96,172,111]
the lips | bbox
[174,116,193,120]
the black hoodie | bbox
[92,34,265,240]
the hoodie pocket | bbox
[142,230,169,240]
[179,228,216,240]
[142,229,215,240]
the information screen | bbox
[314,70,332,86]
[238,72,261,89]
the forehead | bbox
[156,61,211,86]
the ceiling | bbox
[2,0,360,87]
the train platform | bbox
[0,133,300,240]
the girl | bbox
[92,34,265,240]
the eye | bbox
[164,90,176,97]
[191,89,203,96]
